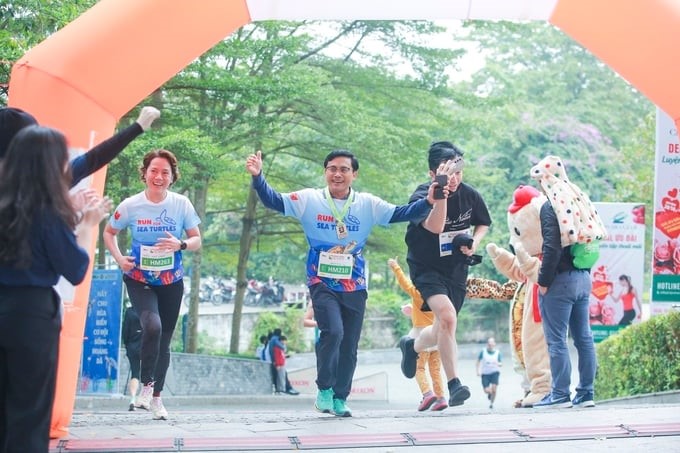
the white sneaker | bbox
[135,382,153,410]
[150,397,168,420]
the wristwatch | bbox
[180,240,187,251]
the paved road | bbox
[64,347,680,452]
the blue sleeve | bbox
[252,173,284,213]
[389,198,432,223]
[478,351,483,360]
[42,214,90,285]
[269,336,284,350]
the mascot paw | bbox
[486,243,499,258]
[521,392,548,408]
[486,243,517,274]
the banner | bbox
[588,202,646,342]
[78,269,123,395]
[652,109,680,314]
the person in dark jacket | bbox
[0,126,110,453]
[533,197,597,409]
[122,305,143,411]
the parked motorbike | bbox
[259,280,285,306]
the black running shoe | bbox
[398,336,418,379]
[448,384,471,407]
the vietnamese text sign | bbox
[78,269,123,394]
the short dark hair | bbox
[139,149,180,185]
[324,149,359,172]
[427,141,464,172]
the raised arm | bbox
[70,107,160,187]
[246,151,285,213]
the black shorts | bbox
[412,270,466,314]
[482,371,500,388]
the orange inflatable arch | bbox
[8,0,680,438]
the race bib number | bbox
[140,245,175,271]
[317,252,354,280]
[439,229,470,257]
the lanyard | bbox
[324,187,353,224]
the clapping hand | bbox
[79,195,112,227]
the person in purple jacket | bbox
[0,126,111,453]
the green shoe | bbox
[315,388,334,413]
[332,398,352,417]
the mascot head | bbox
[507,185,547,258]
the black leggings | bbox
[0,286,61,453]
[619,309,636,326]
[124,276,183,394]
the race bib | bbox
[317,252,354,280]
[438,229,470,257]
[140,245,175,271]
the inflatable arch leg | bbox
[9,0,251,438]
[7,0,680,438]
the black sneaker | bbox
[448,382,471,407]
[572,392,595,408]
[398,336,418,379]
[285,389,300,395]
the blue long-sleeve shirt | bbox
[251,173,432,223]
[0,208,90,287]
[251,172,432,291]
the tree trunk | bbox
[230,185,258,354]
[186,184,207,353]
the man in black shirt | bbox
[399,141,491,408]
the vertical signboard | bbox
[588,202,646,342]
[78,269,123,394]
[652,109,680,314]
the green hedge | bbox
[595,310,680,399]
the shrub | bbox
[250,307,308,354]
[364,289,411,339]
[595,310,680,399]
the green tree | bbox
[0,0,96,104]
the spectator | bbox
[272,336,289,394]
[0,126,110,452]
[530,156,599,409]
[267,329,300,395]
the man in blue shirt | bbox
[246,149,436,417]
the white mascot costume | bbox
[486,185,551,408]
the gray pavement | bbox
[61,348,680,452]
